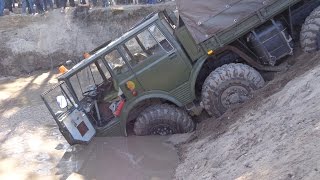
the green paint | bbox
[44,0,313,138]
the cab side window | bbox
[104,50,129,75]
[149,25,174,52]
[124,24,174,67]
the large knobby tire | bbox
[134,104,195,136]
[300,6,320,53]
[202,63,265,117]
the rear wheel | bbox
[300,6,320,52]
[201,63,265,117]
[134,104,195,136]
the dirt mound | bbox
[174,51,320,179]
[0,3,175,76]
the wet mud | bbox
[60,136,179,180]
[0,72,179,180]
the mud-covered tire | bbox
[134,104,195,136]
[300,6,320,52]
[201,63,265,117]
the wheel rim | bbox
[151,124,175,135]
[220,85,250,108]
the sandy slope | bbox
[175,52,320,180]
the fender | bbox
[189,55,209,97]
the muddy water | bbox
[58,136,179,180]
[0,73,179,179]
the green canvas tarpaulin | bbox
[176,0,277,44]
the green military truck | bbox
[42,0,320,145]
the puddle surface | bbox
[58,136,179,180]
[0,73,179,179]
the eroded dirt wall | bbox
[0,3,175,76]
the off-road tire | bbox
[300,6,320,52]
[134,104,195,136]
[202,63,265,117]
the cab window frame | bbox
[121,23,175,69]
[68,60,107,101]
[103,47,131,76]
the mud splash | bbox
[58,136,179,180]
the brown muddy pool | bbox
[58,136,179,180]
[0,74,180,180]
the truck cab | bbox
[42,0,320,145]
[41,12,198,145]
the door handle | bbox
[168,52,177,59]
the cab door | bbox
[103,48,144,100]
[123,24,191,92]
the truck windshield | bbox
[69,59,110,101]
[41,82,76,119]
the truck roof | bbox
[176,0,278,44]
[58,13,160,81]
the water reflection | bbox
[57,136,179,180]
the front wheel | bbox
[134,104,195,136]
[201,63,265,117]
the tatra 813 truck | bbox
[42,0,320,145]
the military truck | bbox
[42,0,320,145]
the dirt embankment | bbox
[4,2,320,179]
[0,3,175,76]
[174,51,320,180]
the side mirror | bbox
[57,95,68,109]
